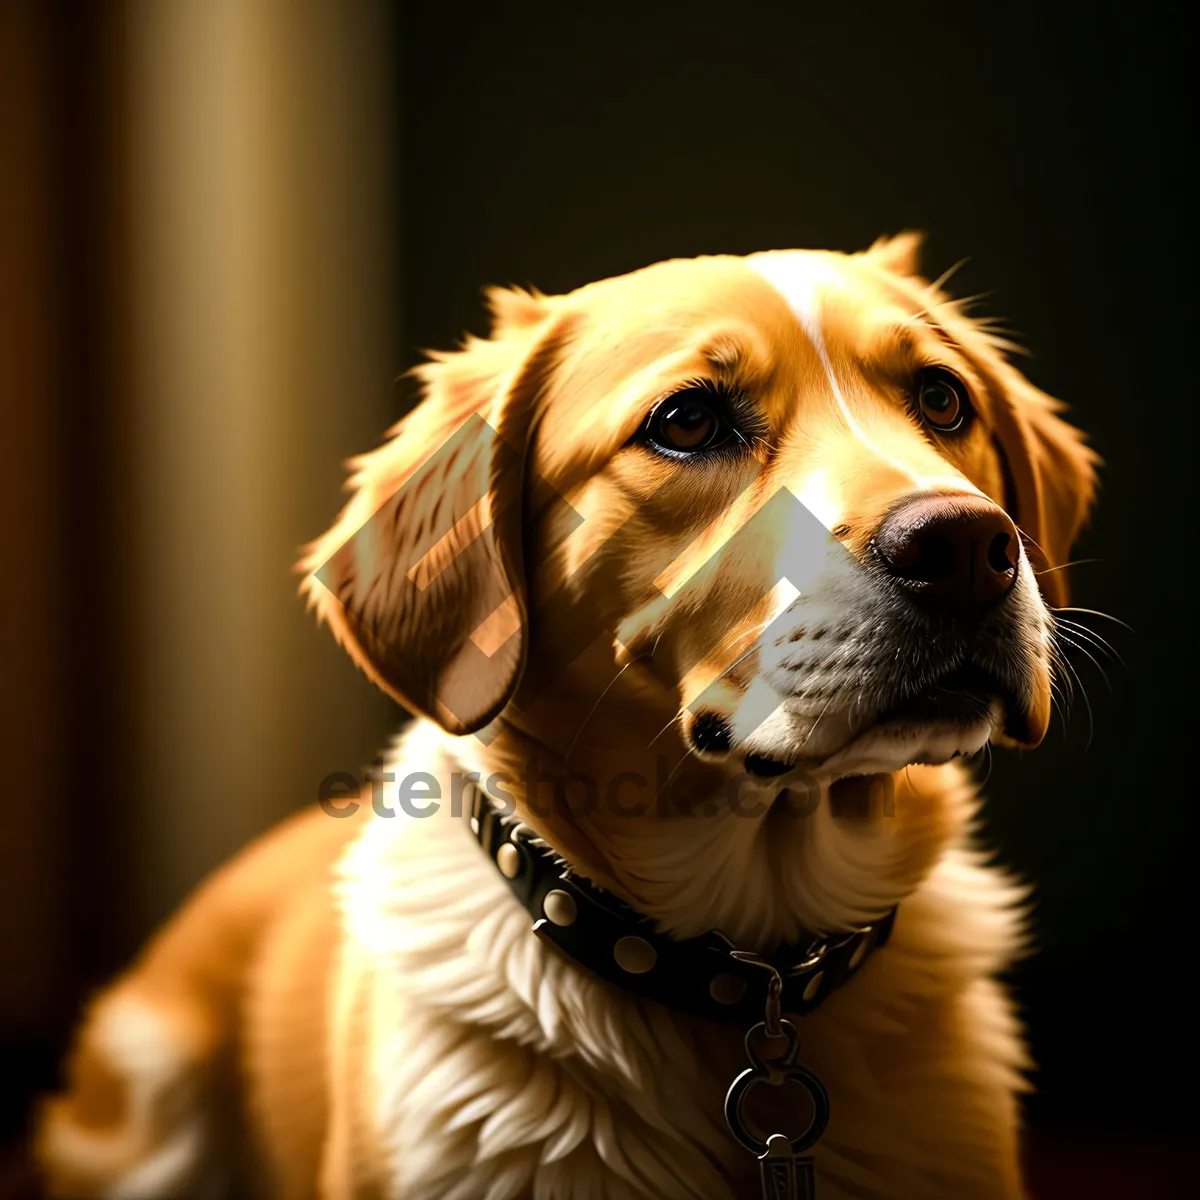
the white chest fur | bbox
[334,722,1030,1200]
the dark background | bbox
[2,0,1195,1194]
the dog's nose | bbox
[873,493,1018,616]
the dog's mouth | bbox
[873,661,1015,730]
[735,661,1022,781]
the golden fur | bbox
[36,237,1098,1198]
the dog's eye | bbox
[915,368,968,432]
[642,388,733,456]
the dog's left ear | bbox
[988,370,1100,608]
[300,293,574,735]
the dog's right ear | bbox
[301,296,573,736]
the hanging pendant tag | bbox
[724,1019,829,1200]
[759,1133,816,1200]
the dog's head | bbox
[303,237,1097,941]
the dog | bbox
[35,234,1098,1198]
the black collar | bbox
[468,785,896,1028]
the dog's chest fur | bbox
[333,722,1029,1200]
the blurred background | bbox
[2,1,1195,1195]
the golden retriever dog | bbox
[35,235,1098,1199]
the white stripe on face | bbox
[746,252,980,496]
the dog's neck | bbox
[447,689,972,950]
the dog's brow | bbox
[920,314,960,353]
[702,337,744,373]
[881,317,967,375]
[701,336,773,399]
[857,322,920,376]
[885,323,918,360]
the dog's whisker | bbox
[799,688,841,749]
[1055,620,1118,662]
[1048,672,1071,720]
[1016,526,1051,563]
[706,641,764,691]
[1056,645,1095,748]
[1052,643,1076,701]
[1048,690,1067,733]
[1051,605,1134,633]
[659,635,772,752]
[655,746,696,801]
[1048,688,1069,733]
[713,620,773,661]
[565,662,631,765]
[1054,616,1125,668]
[650,625,775,752]
[1048,640,1076,707]
[1034,558,1104,576]
[648,708,685,749]
[1055,630,1114,698]
[933,681,991,721]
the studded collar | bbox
[467,784,896,1027]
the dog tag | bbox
[725,1020,828,1200]
[760,1133,816,1200]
